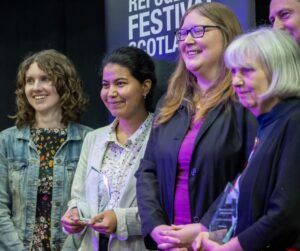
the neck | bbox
[194,63,221,92]
[252,97,280,117]
[116,110,148,145]
[34,109,64,129]
[195,74,216,93]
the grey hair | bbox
[225,27,300,100]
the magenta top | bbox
[173,118,204,224]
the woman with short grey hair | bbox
[193,27,300,251]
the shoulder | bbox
[69,122,93,133]
[68,122,93,141]
[0,126,19,135]
[0,126,29,154]
[271,99,300,128]
[88,124,111,136]
[283,101,300,127]
[83,124,111,142]
[0,126,28,140]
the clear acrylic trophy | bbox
[208,182,239,244]
[98,172,112,210]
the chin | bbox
[186,65,201,75]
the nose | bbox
[184,32,195,44]
[107,85,118,97]
[273,17,284,30]
[32,80,42,91]
[231,72,244,87]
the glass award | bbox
[208,182,239,244]
[98,172,112,210]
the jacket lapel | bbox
[194,103,224,145]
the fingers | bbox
[171,224,184,230]
[61,208,87,233]
[89,214,103,225]
[161,230,179,237]
[62,208,83,225]
[88,214,105,233]
[88,211,116,234]
[89,221,107,234]
[192,232,209,251]
[165,248,188,251]
[192,234,201,251]
[157,236,181,249]
[158,243,180,250]
[201,234,217,249]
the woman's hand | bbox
[192,232,210,251]
[61,207,87,233]
[192,233,243,251]
[88,210,117,235]
[150,224,180,248]
[157,223,202,250]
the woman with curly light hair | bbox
[0,49,92,250]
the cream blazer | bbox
[63,120,152,251]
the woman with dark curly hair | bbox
[0,49,92,251]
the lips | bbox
[106,101,124,108]
[186,48,202,57]
[187,50,200,55]
[236,92,248,97]
[34,95,46,100]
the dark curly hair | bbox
[100,46,157,112]
[11,49,89,128]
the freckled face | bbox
[25,62,61,116]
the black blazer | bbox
[135,99,257,249]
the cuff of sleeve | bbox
[113,208,128,241]
[67,199,77,209]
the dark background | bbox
[0,0,271,131]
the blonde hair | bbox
[155,2,242,125]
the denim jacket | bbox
[0,122,92,251]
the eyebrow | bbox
[272,7,293,16]
[102,77,128,82]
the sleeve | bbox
[237,116,300,251]
[0,136,25,250]
[61,234,84,251]
[63,131,94,236]
[113,207,141,240]
[135,127,168,250]
[70,132,94,214]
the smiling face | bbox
[230,58,274,116]
[100,63,150,120]
[269,0,300,44]
[25,62,61,118]
[179,10,224,84]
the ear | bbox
[142,79,152,97]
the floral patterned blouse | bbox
[29,128,67,251]
[100,114,153,210]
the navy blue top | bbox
[202,98,300,251]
